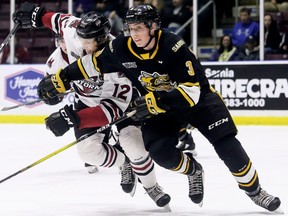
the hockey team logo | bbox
[74,76,104,94]
[31,7,40,28]
[5,68,44,106]
[138,71,177,92]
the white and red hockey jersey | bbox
[41,12,132,127]
[42,12,83,64]
[45,47,69,75]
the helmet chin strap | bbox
[141,29,154,49]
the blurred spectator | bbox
[231,7,259,50]
[279,32,288,53]
[160,0,192,42]
[94,0,124,36]
[134,0,145,5]
[209,35,238,61]
[264,14,281,54]
[73,0,94,18]
[264,0,288,13]
[107,11,124,36]
[235,35,260,61]
[214,0,234,26]
[0,39,31,64]
[144,0,166,14]
[197,0,214,37]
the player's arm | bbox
[45,71,133,136]
[158,41,201,110]
[37,54,93,103]
[12,2,75,35]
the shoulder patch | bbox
[172,39,185,52]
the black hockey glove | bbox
[45,105,80,137]
[37,70,69,105]
[129,92,167,121]
[12,2,46,28]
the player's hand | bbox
[37,70,68,105]
[129,92,167,121]
[12,2,46,28]
[45,105,80,137]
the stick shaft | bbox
[0,22,21,53]
[0,111,135,184]
[1,91,72,112]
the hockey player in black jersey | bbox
[108,4,279,211]
[34,4,281,212]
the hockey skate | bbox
[119,158,137,197]
[144,183,171,211]
[188,163,204,207]
[177,132,198,156]
[247,188,281,211]
[84,163,99,174]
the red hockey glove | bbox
[12,2,46,28]
[129,92,167,121]
[45,105,80,137]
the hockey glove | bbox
[45,105,80,137]
[37,70,69,105]
[12,2,46,28]
[130,92,167,121]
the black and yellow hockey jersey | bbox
[97,29,211,111]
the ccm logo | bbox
[208,118,228,130]
[31,7,40,28]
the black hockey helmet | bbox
[76,11,111,43]
[125,4,161,29]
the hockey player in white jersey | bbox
[13,3,171,209]
[45,35,68,75]
[45,34,99,174]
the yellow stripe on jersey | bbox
[176,82,200,107]
[127,30,162,60]
[76,58,89,79]
[180,82,200,87]
[92,53,101,75]
[93,51,102,74]
[177,87,195,107]
[127,38,142,60]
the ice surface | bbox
[0,124,287,216]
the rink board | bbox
[0,63,287,125]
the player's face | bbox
[58,38,67,54]
[128,23,153,49]
[79,38,98,54]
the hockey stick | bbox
[0,22,21,53]
[0,91,72,111]
[0,110,136,184]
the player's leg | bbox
[141,116,204,206]
[75,127,136,195]
[117,122,171,209]
[84,162,99,174]
[194,92,281,211]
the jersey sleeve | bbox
[42,12,77,36]
[77,71,133,129]
[60,54,133,128]
[159,39,202,110]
